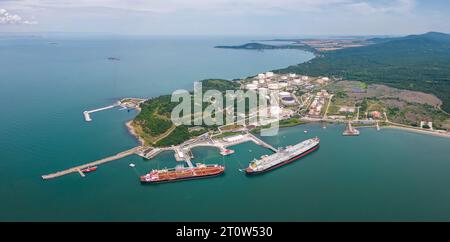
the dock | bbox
[166,132,278,167]
[83,98,147,122]
[42,131,278,180]
[42,146,142,180]
[247,133,278,152]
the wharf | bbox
[42,146,143,180]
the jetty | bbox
[169,132,277,165]
[83,98,146,122]
[343,121,360,136]
[247,133,278,152]
[83,104,119,122]
[42,146,142,180]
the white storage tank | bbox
[246,84,258,90]
[281,96,296,105]
[279,91,291,98]
[268,83,280,90]
[279,82,288,88]
[265,72,274,78]
[258,87,268,94]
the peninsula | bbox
[215,42,317,53]
[42,32,450,180]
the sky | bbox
[0,0,449,36]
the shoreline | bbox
[125,120,145,146]
[385,125,450,139]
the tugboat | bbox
[81,166,97,173]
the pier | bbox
[42,146,142,180]
[247,132,278,152]
[163,132,278,167]
[42,131,278,180]
[83,104,119,122]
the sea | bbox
[1,35,450,221]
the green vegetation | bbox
[155,125,190,147]
[201,79,240,93]
[133,95,176,138]
[213,131,244,139]
[279,117,306,127]
[133,79,241,147]
[278,32,450,112]
[251,117,306,133]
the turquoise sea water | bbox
[1,35,450,221]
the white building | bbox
[223,135,244,143]
[246,84,258,90]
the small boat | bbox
[129,163,136,168]
[304,130,308,133]
[81,166,97,173]
[220,149,234,156]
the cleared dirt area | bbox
[335,81,442,107]
[326,81,450,129]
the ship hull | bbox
[245,144,319,175]
[140,169,225,184]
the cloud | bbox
[346,0,416,15]
[0,0,414,15]
[1,0,437,35]
[0,8,38,24]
